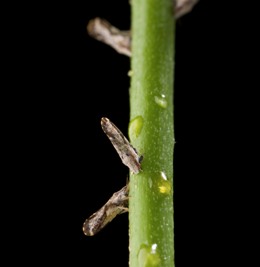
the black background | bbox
[6,0,249,266]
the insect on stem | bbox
[101,117,142,174]
[82,184,129,236]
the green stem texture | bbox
[129,0,175,266]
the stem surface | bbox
[129,0,175,266]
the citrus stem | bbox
[128,0,175,266]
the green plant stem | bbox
[128,0,175,266]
